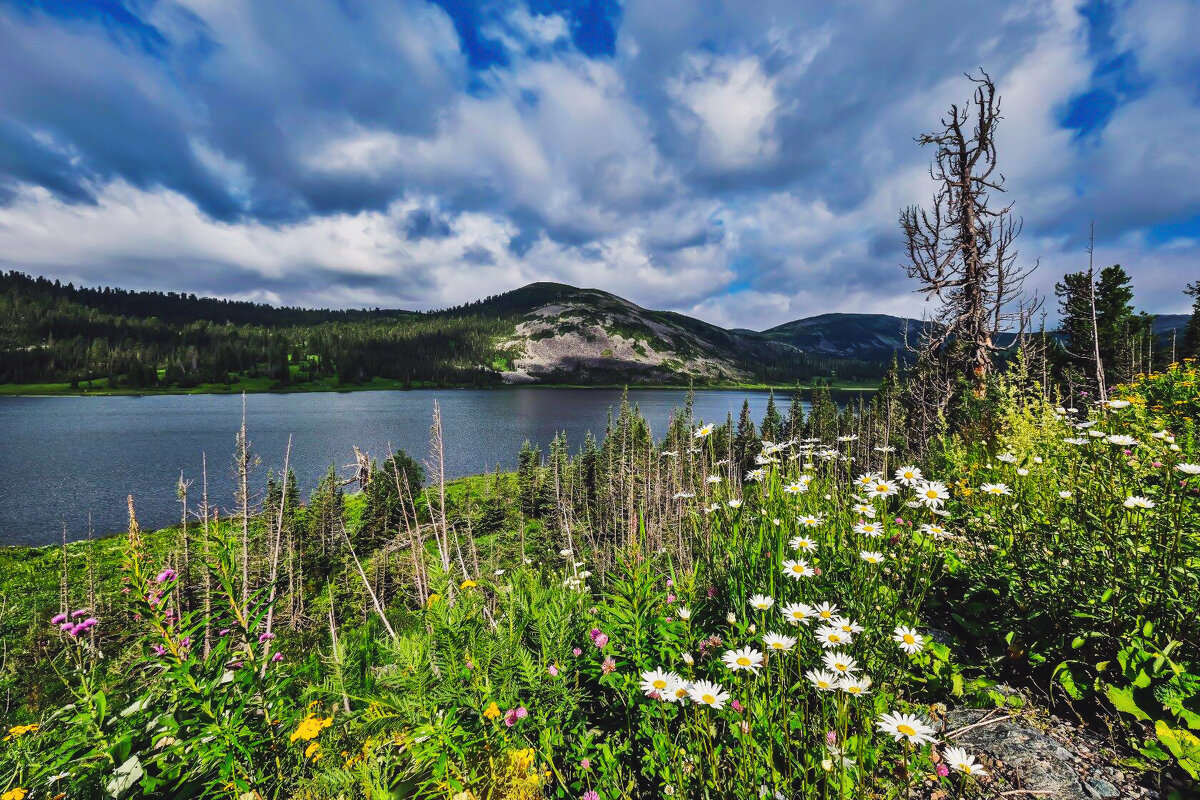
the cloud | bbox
[0,0,1197,328]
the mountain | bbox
[440,282,803,384]
[746,312,926,362]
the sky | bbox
[0,0,1197,329]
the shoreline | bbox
[0,379,877,398]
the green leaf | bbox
[1155,720,1200,779]
[106,754,144,798]
[1106,684,1152,722]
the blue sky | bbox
[0,0,1197,327]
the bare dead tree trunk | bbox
[261,436,291,669]
[201,452,212,658]
[236,394,251,612]
[1087,223,1107,402]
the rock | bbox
[1084,774,1120,799]
[946,710,1089,800]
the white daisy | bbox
[1174,463,1200,476]
[688,679,729,709]
[806,669,840,691]
[721,646,764,674]
[780,602,816,626]
[762,632,797,652]
[860,550,885,565]
[1106,434,1138,447]
[693,424,714,439]
[893,625,925,654]
[915,480,950,507]
[1123,495,1155,509]
[822,651,859,675]
[943,745,988,776]
[980,483,1011,496]
[895,466,923,485]
[781,559,814,580]
[877,711,937,745]
[640,668,679,699]
[789,535,817,553]
[814,625,852,648]
[814,601,839,622]
[869,480,899,498]
[838,675,873,697]
[798,514,824,527]
[854,521,884,537]
[748,594,775,611]
[919,523,949,539]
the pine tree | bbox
[760,391,784,443]
[786,385,805,442]
[1184,281,1200,359]
[1094,265,1138,384]
[733,399,758,476]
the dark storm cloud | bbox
[0,0,1197,327]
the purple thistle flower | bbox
[272,652,284,662]
[155,568,176,583]
[152,644,167,656]
[51,613,67,625]
[72,609,89,618]
[257,632,275,643]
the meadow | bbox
[1,361,1198,800]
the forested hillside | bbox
[0,273,889,391]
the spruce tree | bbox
[1184,281,1200,359]
[734,399,758,476]
[760,390,784,443]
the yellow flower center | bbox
[926,490,938,498]
[772,643,784,649]
[702,694,716,705]
[737,657,751,666]
[653,679,667,689]
[903,634,915,644]
[897,724,916,737]
[847,686,860,694]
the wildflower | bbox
[790,534,817,553]
[460,579,478,589]
[855,472,880,490]
[852,502,878,518]
[763,632,796,652]
[258,632,276,643]
[748,594,774,611]
[494,569,505,576]
[640,668,679,698]
[50,613,67,625]
[822,651,859,675]
[920,523,949,539]
[869,480,899,498]
[694,424,714,438]
[814,601,839,622]
[1106,434,1138,447]
[673,491,695,499]
[980,483,1011,496]
[1123,495,1155,509]
[877,711,937,745]
[798,514,824,527]
[838,675,872,697]
[833,618,864,635]
[688,679,730,709]
[815,626,852,648]
[548,664,559,676]
[860,550,885,565]
[677,605,692,621]
[4,724,38,740]
[582,791,601,800]
[893,626,926,654]
[727,498,743,509]
[1106,399,1132,409]
[155,568,177,583]
[1175,463,1200,476]
[1059,490,1073,499]
[853,521,883,537]
[272,652,284,662]
[781,559,814,579]
[559,548,573,557]
[579,758,591,770]
[601,656,617,674]
[722,646,764,673]
[706,475,722,485]
[1064,437,1088,445]
[2,789,28,800]
[484,701,501,720]
[806,669,839,691]
[572,647,582,656]
[943,745,989,776]
[745,468,765,482]
[291,714,333,743]
[726,611,737,624]
[997,453,1018,464]
[1016,468,1029,476]
[781,602,816,626]
[936,763,950,777]
[895,466,923,485]
[783,481,809,494]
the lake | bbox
[0,388,851,546]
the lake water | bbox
[0,388,849,546]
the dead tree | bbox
[900,70,1036,397]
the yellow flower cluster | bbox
[483,701,501,720]
[3,724,38,741]
[492,748,550,800]
[2,789,28,800]
[289,714,333,743]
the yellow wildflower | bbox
[460,579,477,589]
[3,789,28,800]
[290,714,333,743]
[427,593,442,606]
[483,701,501,720]
[3,724,38,741]
[304,742,321,760]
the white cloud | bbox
[669,55,780,171]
